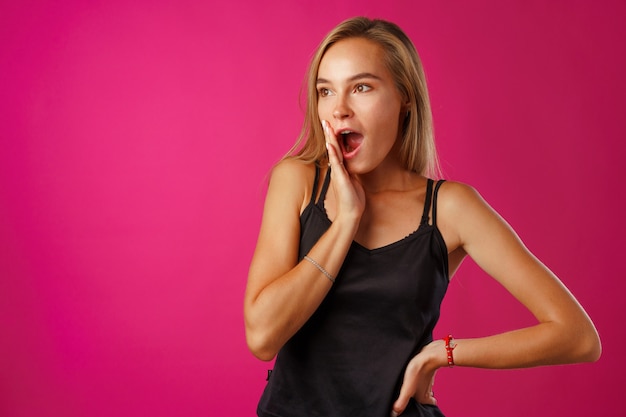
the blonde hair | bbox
[286,16,440,178]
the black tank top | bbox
[258,167,449,417]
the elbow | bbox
[246,327,279,362]
[244,302,280,361]
[588,342,602,363]
[249,343,278,362]
[570,320,602,363]
[579,329,602,363]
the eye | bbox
[318,88,331,97]
[354,84,371,93]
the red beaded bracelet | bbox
[443,334,456,367]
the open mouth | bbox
[339,130,363,157]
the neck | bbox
[356,164,418,194]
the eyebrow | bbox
[316,72,382,85]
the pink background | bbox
[1,1,624,416]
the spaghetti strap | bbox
[309,165,321,205]
[420,179,434,225]
[316,167,332,207]
[432,180,446,226]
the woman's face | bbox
[317,37,406,174]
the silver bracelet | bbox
[304,255,336,283]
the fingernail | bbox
[321,120,328,133]
[390,412,399,417]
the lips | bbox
[338,129,363,159]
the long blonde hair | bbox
[286,17,440,178]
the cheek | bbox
[317,99,332,119]
[370,102,402,132]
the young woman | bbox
[244,17,601,417]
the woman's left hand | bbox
[391,341,443,416]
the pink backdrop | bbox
[1,1,624,416]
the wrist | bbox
[420,339,448,371]
[443,334,457,367]
[332,213,361,237]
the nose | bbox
[332,96,353,120]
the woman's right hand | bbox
[322,119,365,225]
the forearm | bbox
[245,217,358,360]
[424,318,600,371]
[454,320,600,369]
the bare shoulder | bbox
[270,157,315,182]
[437,180,486,213]
[267,157,319,214]
[435,180,501,251]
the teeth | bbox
[340,130,353,135]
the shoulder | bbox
[271,157,316,179]
[268,158,320,213]
[436,180,485,210]
[435,180,499,250]
[269,157,318,192]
